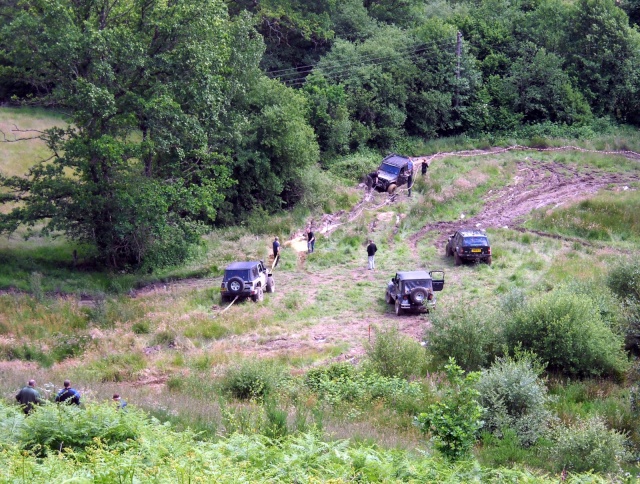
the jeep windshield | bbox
[223,269,250,281]
[462,236,489,247]
[379,163,401,175]
[403,280,432,291]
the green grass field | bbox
[3,107,640,479]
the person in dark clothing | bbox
[55,380,81,405]
[366,240,378,270]
[113,393,127,410]
[421,161,428,176]
[272,236,281,267]
[366,171,378,190]
[307,228,315,253]
[16,379,42,415]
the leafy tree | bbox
[0,0,259,268]
[415,358,483,461]
[220,76,319,221]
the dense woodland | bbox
[1,0,640,268]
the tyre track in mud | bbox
[409,159,640,251]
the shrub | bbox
[18,402,143,454]
[548,416,629,473]
[415,358,483,461]
[427,305,502,371]
[221,360,285,401]
[304,364,422,406]
[503,287,628,378]
[363,325,428,378]
[607,258,640,352]
[476,355,554,446]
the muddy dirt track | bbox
[409,157,640,250]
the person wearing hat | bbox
[113,393,127,410]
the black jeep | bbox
[385,270,445,315]
[445,229,492,265]
[220,261,274,303]
[369,153,413,194]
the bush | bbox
[18,402,143,455]
[415,359,483,461]
[503,287,628,378]
[364,325,428,378]
[427,305,502,371]
[476,355,554,446]
[548,416,629,473]
[221,360,286,401]
[607,258,640,352]
[304,363,423,405]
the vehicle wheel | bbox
[387,183,397,194]
[409,287,428,305]
[227,276,244,295]
[486,256,492,266]
[252,287,264,303]
[445,243,452,257]
[454,252,462,266]
[385,291,393,304]
[395,298,403,316]
[266,276,275,293]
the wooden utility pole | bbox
[455,31,462,108]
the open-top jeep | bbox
[220,261,274,303]
[445,229,492,265]
[385,270,445,315]
[369,153,413,194]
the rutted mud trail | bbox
[409,158,640,250]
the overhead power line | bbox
[272,38,458,87]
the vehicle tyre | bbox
[387,183,397,194]
[252,287,264,303]
[454,252,462,266]
[445,243,452,257]
[409,287,428,305]
[227,276,244,294]
[486,256,492,266]
[385,291,393,304]
[266,276,275,293]
[395,298,404,316]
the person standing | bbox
[113,393,127,410]
[407,159,414,197]
[272,236,281,267]
[16,379,42,415]
[366,240,378,270]
[421,160,428,176]
[55,380,81,405]
[307,228,315,254]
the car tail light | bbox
[220,283,226,289]
[427,292,433,301]
[488,247,491,254]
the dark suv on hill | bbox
[370,153,413,193]
[385,270,445,315]
[220,261,274,303]
[445,229,492,265]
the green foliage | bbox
[19,403,142,455]
[0,0,257,269]
[304,362,423,405]
[503,286,628,378]
[607,258,640,352]
[427,304,502,371]
[221,360,286,401]
[416,358,483,461]
[477,355,554,446]
[363,324,429,378]
[548,416,629,473]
